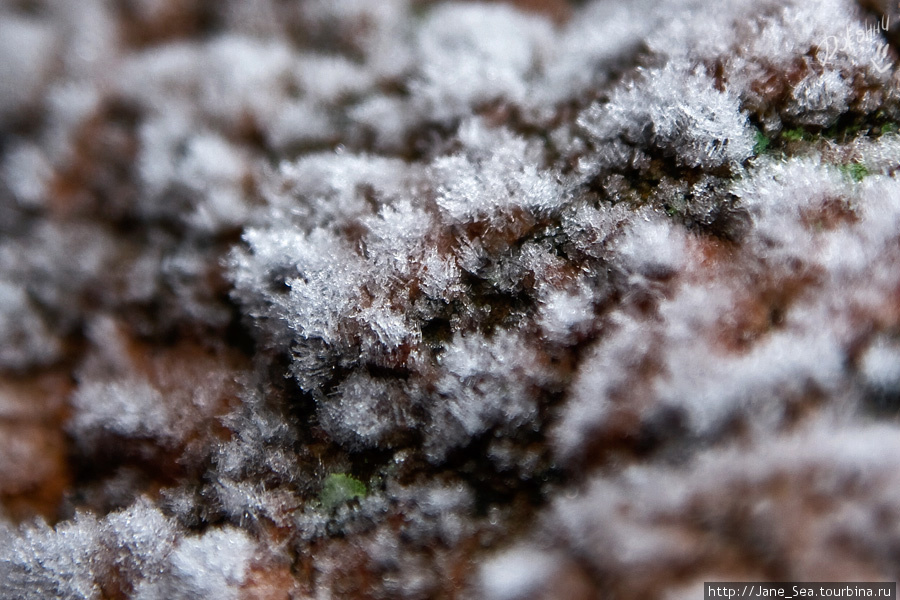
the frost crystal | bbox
[135,527,255,600]
[412,4,553,123]
[75,379,166,437]
[578,62,755,172]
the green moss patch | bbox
[320,473,368,510]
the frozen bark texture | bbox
[2,0,900,597]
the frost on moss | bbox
[646,0,893,131]
[69,378,174,449]
[578,62,756,172]
[134,527,256,600]
[483,421,900,598]
[4,0,900,597]
[412,4,553,123]
[229,120,569,460]
[1,501,260,600]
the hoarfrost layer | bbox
[2,0,900,597]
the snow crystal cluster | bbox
[2,0,900,597]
